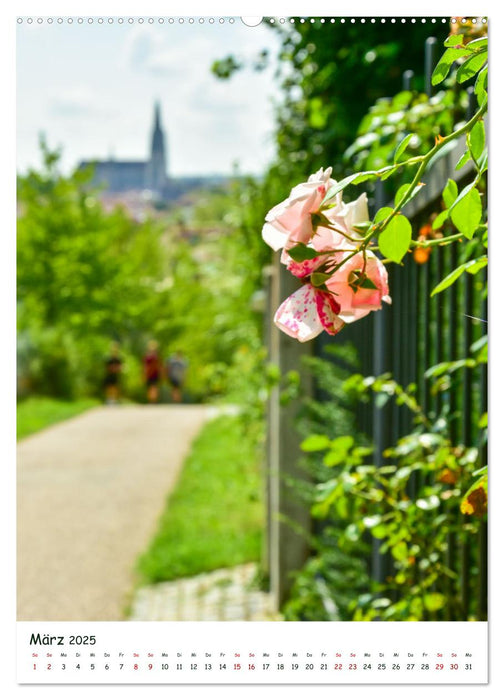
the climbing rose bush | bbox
[263,167,391,342]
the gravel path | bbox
[17,404,210,621]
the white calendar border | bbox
[4,0,503,696]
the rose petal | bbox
[314,290,345,335]
[286,255,324,279]
[274,285,324,342]
[325,251,391,323]
[262,222,288,251]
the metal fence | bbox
[321,203,488,621]
[265,37,487,618]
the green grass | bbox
[136,414,264,584]
[17,396,100,440]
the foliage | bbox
[281,343,372,621]
[16,396,100,440]
[288,338,487,621]
[282,538,371,621]
[269,27,488,621]
[17,142,270,404]
[135,413,264,584]
[17,139,172,399]
[344,87,467,179]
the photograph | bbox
[15,12,488,674]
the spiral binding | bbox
[16,17,488,26]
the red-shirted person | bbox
[143,340,162,403]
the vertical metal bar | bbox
[466,86,477,119]
[391,264,401,443]
[460,274,474,618]
[445,243,458,619]
[424,260,432,420]
[407,256,419,499]
[371,180,390,585]
[434,247,443,416]
[425,37,438,97]
[478,266,488,619]
[403,69,414,91]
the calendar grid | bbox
[17,621,488,684]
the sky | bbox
[16,18,283,177]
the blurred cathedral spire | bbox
[146,100,168,197]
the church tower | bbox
[146,101,168,197]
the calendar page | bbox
[11,2,494,694]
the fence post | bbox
[267,256,313,610]
[424,37,438,96]
[403,69,414,90]
[370,179,393,584]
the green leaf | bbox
[352,172,378,185]
[466,37,488,51]
[455,149,471,171]
[456,51,488,83]
[311,212,332,229]
[352,221,372,235]
[359,277,379,290]
[430,256,487,296]
[466,257,488,274]
[470,334,488,353]
[323,172,376,203]
[310,271,331,287]
[431,47,471,85]
[474,67,488,106]
[287,243,321,262]
[394,133,414,163]
[378,215,412,263]
[323,435,355,467]
[443,34,464,47]
[450,186,482,239]
[430,264,465,296]
[370,524,388,540]
[469,120,485,161]
[301,434,331,452]
[442,178,458,208]
[394,182,425,209]
[391,541,408,562]
[374,206,393,224]
[424,362,451,378]
[472,464,487,477]
[394,184,411,208]
[423,593,446,612]
[432,210,449,230]
[330,435,355,451]
[477,148,488,175]
[380,166,400,181]
[426,139,458,172]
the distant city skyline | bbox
[16,19,282,177]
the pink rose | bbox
[325,249,391,323]
[325,192,370,238]
[283,227,349,279]
[274,283,345,342]
[262,167,340,252]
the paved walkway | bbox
[17,404,210,621]
[130,563,280,622]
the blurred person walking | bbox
[166,351,188,403]
[143,340,162,403]
[103,341,123,404]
